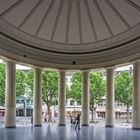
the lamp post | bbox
[23,90,28,117]
[24,99,26,117]
[74,101,76,112]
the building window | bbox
[70,101,74,106]
[16,100,20,103]
[21,100,25,103]
[26,100,29,103]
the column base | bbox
[132,127,140,130]
[82,124,89,126]
[58,124,66,126]
[34,124,42,127]
[5,126,16,128]
[105,125,114,127]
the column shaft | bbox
[33,68,42,126]
[82,71,89,126]
[5,61,16,128]
[58,71,66,126]
[105,68,114,127]
[132,62,140,129]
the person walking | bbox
[75,112,81,129]
[31,114,33,125]
[70,115,73,125]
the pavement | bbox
[0,117,132,128]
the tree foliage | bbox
[25,69,34,98]
[89,72,106,109]
[0,64,6,106]
[68,71,105,110]
[66,85,70,99]
[0,64,33,106]
[68,72,82,104]
[42,70,58,121]
[16,69,59,121]
[16,70,26,96]
[115,71,133,105]
[115,71,133,122]
[89,71,105,121]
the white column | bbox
[82,71,89,126]
[132,62,140,129]
[33,67,42,126]
[105,67,115,127]
[5,61,16,128]
[58,70,66,126]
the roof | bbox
[0,0,140,69]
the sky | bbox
[0,59,31,70]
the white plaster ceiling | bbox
[0,0,140,69]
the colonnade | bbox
[4,60,140,129]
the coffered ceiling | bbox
[0,0,140,69]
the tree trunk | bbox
[91,109,94,122]
[91,105,97,123]
[126,105,129,123]
[47,106,52,122]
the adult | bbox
[75,113,81,129]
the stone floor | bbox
[0,124,140,140]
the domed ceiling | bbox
[0,0,140,69]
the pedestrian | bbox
[44,117,47,122]
[75,112,81,129]
[73,116,76,124]
[70,115,73,125]
[31,114,33,125]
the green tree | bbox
[0,64,6,106]
[23,69,59,121]
[89,71,106,122]
[25,69,34,98]
[42,70,58,122]
[66,85,71,99]
[16,70,26,96]
[68,72,82,104]
[115,71,133,123]
[68,71,105,121]
[0,64,29,106]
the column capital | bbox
[105,66,115,70]
[131,59,140,64]
[81,69,90,73]
[132,60,140,65]
[58,69,67,72]
[5,59,16,64]
[33,66,43,70]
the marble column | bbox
[132,61,140,129]
[82,71,89,126]
[33,67,42,126]
[5,61,16,128]
[58,70,66,126]
[105,67,114,127]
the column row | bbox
[5,63,43,127]
[4,60,140,129]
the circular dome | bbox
[0,0,140,69]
